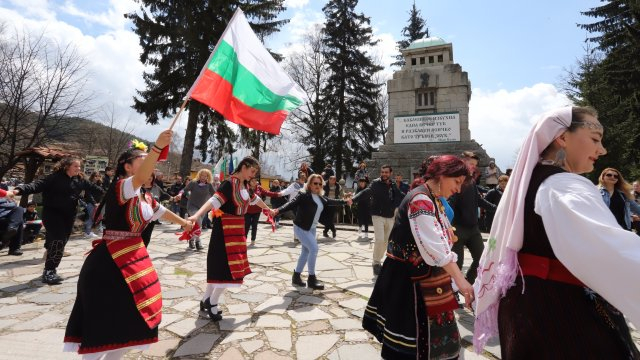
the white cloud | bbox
[284,0,311,9]
[469,83,572,169]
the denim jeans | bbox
[293,224,319,275]
[84,203,96,234]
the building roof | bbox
[15,146,73,160]
[406,37,449,50]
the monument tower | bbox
[369,37,492,178]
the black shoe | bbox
[307,275,324,290]
[200,298,212,311]
[322,231,328,238]
[188,239,195,250]
[195,239,203,251]
[372,264,382,276]
[0,228,17,250]
[207,305,223,321]
[8,249,23,256]
[42,270,62,285]
[292,271,306,287]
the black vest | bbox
[520,164,566,258]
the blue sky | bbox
[0,0,604,174]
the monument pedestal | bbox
[367,37,492,180]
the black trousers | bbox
[0,206,24,252]
[42,208,75,271]
[451,224,485,284]
[244,213,260,241]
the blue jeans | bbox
[84,203,96,234]
[170,202,180,215]
[294,224,319,275]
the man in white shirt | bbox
[278,172,307,243]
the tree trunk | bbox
[180,104,200,178]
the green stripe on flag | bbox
[207,41,303,113]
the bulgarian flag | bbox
[187,8,305,135]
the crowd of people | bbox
[1,105,639,359]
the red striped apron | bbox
[221,214,252,280]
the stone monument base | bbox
[367,140,492,180]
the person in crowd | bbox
[337,178,349,223]
[0,180,8,191]
[178,177,191,220]
[271,174,351,290]
[484,160,501,189]
[354,162,368,188]
[180,169,215,250]
[279,172,308,243]
[299,162,314,178]
[64,132,194,359]
[633,180,640,232]
[448,151,496,284]
[484,175,509,231]
[321,175,341,239]
[23,201,42,244]
[83,172,104,238]
[244,177,280,245]
[269,179,286,227]
[597,167,640,231]
[395,173,410,195]
[321,163,335,181]
[187,157,271,321]
[473,106,640,359]
[167,175,184,215]
[351,178,372,239]
[140,173,160,247]
[14,157,105,284]
[369,165,404,275]
[102,166,115,191]
[0,192,24,256]
[363,155,473,360]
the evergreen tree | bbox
[392,1,429,67]
[126,1,287,175]
[321,0,383,178]
[570,1,640,179]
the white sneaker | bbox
[89,232,99,238]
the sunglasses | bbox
[311,182,322,186]
[605,173,619,179]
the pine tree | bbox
[392,1,429,67]
[572,1,640,179]
[126,1,287,175]
[321,0,383,178]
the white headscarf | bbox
[472,107,573,352]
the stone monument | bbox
[368,37,492,179]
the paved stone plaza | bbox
[0,220,637,359]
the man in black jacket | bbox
[370,165,403,275]
[449,151,496,284]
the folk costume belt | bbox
[518,253,585,287]
[220,214,251,280]
[91,230,162,329]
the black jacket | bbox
[484,187,503,210]
[17,171,104,214]
[369,178,404,218]
[83,182,105,205]
[448,181,496,227]
[277,191,346,231]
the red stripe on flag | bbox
[190,70,288,135]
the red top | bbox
[247,185,279,214]
[0,189,7,197]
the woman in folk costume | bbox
[64,132,194,360]
[363,155,473,360]
[188,156,272,321]
[473,107,640,359]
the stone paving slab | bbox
[3,222,634,359]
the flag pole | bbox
[168,98,189,131]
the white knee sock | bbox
[202,284,215,302]
[208,287,225,313]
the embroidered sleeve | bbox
[150,203,167,221]
[209,181,230,210]
[408,193,457,267]
[250,195,262,206]
[115,177,139,205]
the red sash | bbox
[221,215,251,280]
[518,253,585,287]
[93,230,162,329]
